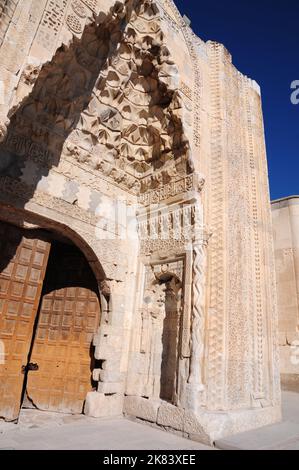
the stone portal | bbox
[0,0,281,443]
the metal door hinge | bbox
[21,363,39,373]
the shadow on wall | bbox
[155,274,182,405]
[160,281,181,403]
[0,8,130,415]
[0,1,190,414]
[0,5,129,273]
[0,9,126,206]
[0,218,103,392]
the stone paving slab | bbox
[216,391,299,450]
[0,411,211,450]
[281,391,299,423]
[215,421,299,450]
[2,391,299,450]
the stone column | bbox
[188,240,207,390]
[187,201,210,411]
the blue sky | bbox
[174,0,298,200]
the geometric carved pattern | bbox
[41,0,68,34]
[205,43,225,410]
[71,1,87,18]
[226,72,251,408]
[37,0,69,51]
[0,0,18,48]
[81,0,96,11]
[0,222,51,421]
[179,25,201,148]
[66,14,83,34]
[67,0,190,184]
[188,242,206,391]
[256,94,280,403]
[246,87,264,398]
[0,0,280,426]
[6,0,190,197]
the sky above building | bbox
[174,0,298,200]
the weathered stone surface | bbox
[157,403,184,431]
[84,392,123,418]
[272,197,299,389]
[124,396,161,423]
[99,370,122,383]
[0,0,281,443]
[183,409,223,445]
[97,382,124,394]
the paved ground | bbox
[216,391,299,450]
[1,391,298,450]
[0,409,211,450]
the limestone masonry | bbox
[272,197,299,392]
[0,0,281,444]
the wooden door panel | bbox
[0,223,51,421]
[27,242,101,414]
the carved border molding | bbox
[137,199,208,256]
[4,131,53,166]
[0,175,99,227]
[140,256,188,360]
[137,238,209,407]
[2,130,138,197]
[138,173,205,206]
[0,0,18,48]
[157,0,202,149]
[205,43,226,409]
[245,85,264,399]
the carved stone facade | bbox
[272,197,299,391]
[0,0,280,443]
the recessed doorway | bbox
[0,221,101,421]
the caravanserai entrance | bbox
[0,221,101,421]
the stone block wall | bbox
[272,197,299,390]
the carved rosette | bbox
[66,14,83,34]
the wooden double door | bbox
[0,221,101,421]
